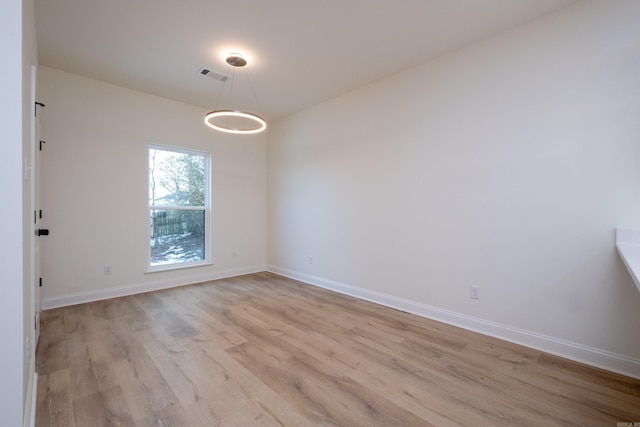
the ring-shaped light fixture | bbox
[203,53,266,135]
[204,110,267,135]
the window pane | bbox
[150,209,205,266]
[149,148,206,207]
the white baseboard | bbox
[23,363,37,427]
[41,265,266,310]
[267,265,640,380]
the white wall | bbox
[0,1,25,425]
[38,67,267,305]
[267,0,640,376]
[1,0,37,425]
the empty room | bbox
[3,0,640,426]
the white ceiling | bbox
[35,0,574,122]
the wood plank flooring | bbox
[36,272,640,426]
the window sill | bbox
[145,261,212,274]
[615,229,640,293]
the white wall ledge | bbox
[616,229,640,293]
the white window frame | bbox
[147,144,211,272]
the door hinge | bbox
[39,277,42,287]
[35,101,45,117]
[39,140,46,151]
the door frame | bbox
[29,64,41,352]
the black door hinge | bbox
[39,277,42,287]
[35,102,45,117]
[39,140,45,151]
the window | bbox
[148,145,210,271]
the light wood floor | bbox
[36,272,640,426]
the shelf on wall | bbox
[616,229,640,293]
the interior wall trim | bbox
[40,265,266,310]
[266,265,640,380]
[23,361,36,427]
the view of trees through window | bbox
[149,146,209,268]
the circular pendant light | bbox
[204,110,266,134]
[204,53,267,135]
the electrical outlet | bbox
[470,285,480,300]
[104,265,112,275]
[308,256,313,265]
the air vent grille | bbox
[198,67,230,82]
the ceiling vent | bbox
[198,67,230,82]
